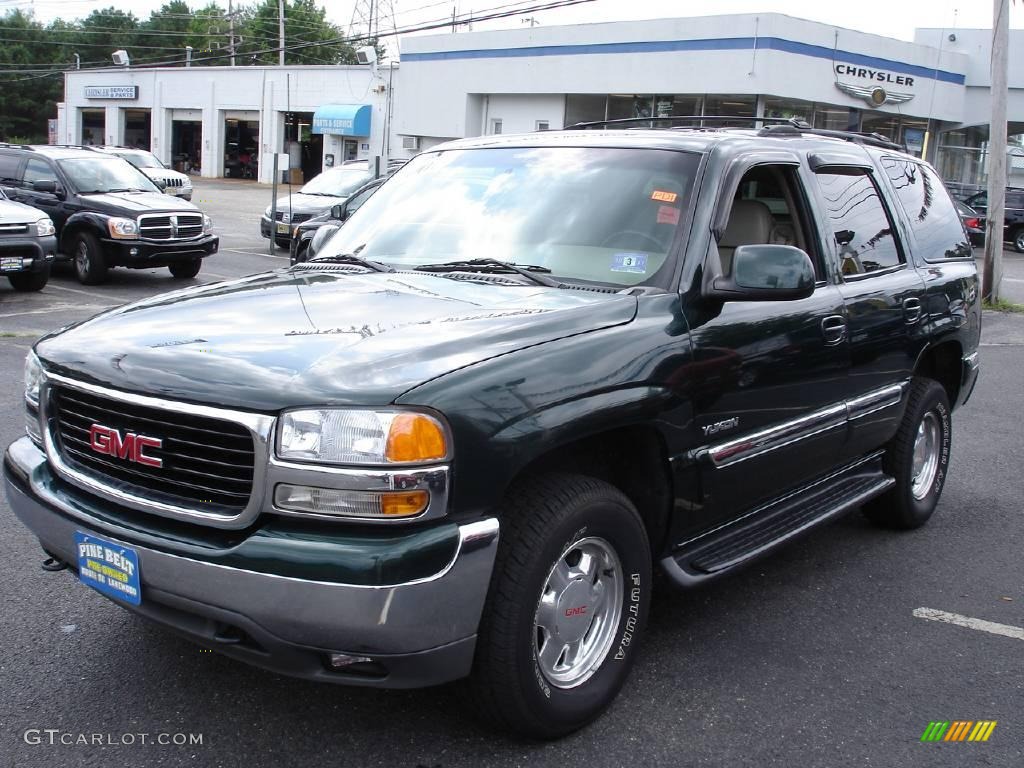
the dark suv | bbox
[963,187,1024,252]
[4,122,980,739]
[0,144,218,284]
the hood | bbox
[139,167,190,183]
[79,190,200,214]
[273,192,347,217]
[35,269,637,412]
[0,198,45,223]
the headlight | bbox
[203,214,213,232]
[24,350,42,407]
[107,217,139,239]
[35,218,55,237]
[278,409,449,465]
[264,205,272,218]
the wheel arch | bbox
[913,338,963,406]
[58,213,107,254]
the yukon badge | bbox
[702,417,739,437]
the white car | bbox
[97,147,193,200]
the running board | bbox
[661,456,894,588]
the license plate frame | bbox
[276,223,290,235]
[0,256,24,272]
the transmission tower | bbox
[349,0,398,57]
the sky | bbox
[5,0,1024,45]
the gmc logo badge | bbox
[89,424,163,468]
[564,606,587,617]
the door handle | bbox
[821,315,846,345]
[903,297,922,324]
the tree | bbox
[239,0,355,65]
[0,11,64,141]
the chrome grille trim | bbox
[40,372,274,529]
[138,213,204,241]
[0,223,29,234]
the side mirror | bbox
[707,244,816,302]
[330,203,347,221]
[32,179,57,194]
[309,224,341,258]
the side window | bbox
[23,158,58,187]
[1008,193,1024,210]
[716,164,822,278]
[881,157,971,261]
[346,184,378,215]
[813,170,903,276]
[0,152,20,184]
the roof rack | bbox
[0,142,35,151]
[48,144,102,151]
[563,114,908,152]
[565,115,810,130]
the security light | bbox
[355,46,377,66]
[112,50,130,67]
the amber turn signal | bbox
[385,413,448,463]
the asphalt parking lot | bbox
[1,178,1022,767]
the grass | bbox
[983,298,1024,314]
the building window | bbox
[607,94,654,122]
[565,94,607,126]
[490,118,502,135]
[763,96,814,124]
[535,120,550,131]
[812,104,853,131]
[702,95,756,127]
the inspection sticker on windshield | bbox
[74,532,141,606]
[611,253,648,273]
[657,205,680,225]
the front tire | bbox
[469,473,651,739]
[863,378,952,529]
[169,258,202,279]
[72,231,108,285]
[8,265,50,291]
[1013,227,1024,254]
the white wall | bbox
[60,65,412,183]
[395,12,970,140]
[482,94,566,135]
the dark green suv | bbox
[4,121,980,739]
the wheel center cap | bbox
[555,580,592,643]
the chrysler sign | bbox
[84,85,139,100]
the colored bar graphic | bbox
[921,720,996,742]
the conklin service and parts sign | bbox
[84,85,139,100]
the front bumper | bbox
[260,216,293,244]
[100,234,219,268]
[3,437,499,688]
[0,235,57,274]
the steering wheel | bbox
[600,230,663,251]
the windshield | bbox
[300,166,373,197]
[58,157,161,194]
[317,146,701,287]
[114,150,164,170]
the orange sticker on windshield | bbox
[657,205,680,225]
[651,190,678,203]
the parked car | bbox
[0,144,218,284]
[261,159,404,248]
[97,147,193,200]
[5,122,980,739]
[955,200,984,247]
[0,187,56,291]
[962,187,1024,252]
[289,176,387,264]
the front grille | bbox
[139,213,204,240]
[274,212,312,224]
[50,386,255,512]
[0,223,29,235]
[160,177,183,188]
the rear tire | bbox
[468,473,651,739]
[8,265,49,291]
[863,378,951,530]
[72,230,108,285]
[169,258,202,279]
[1013,226,1024,254]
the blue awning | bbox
[311,104,371,136]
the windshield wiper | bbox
[413,258,563,287]
[308,252,394,273]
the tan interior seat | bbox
[718,199,774,275]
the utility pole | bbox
[278,0,285,66]
[228,0,236,67]
[982,0,1008,303]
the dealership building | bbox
[57,12,1024,190]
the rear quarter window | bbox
[881,157,972,261]
[0,152,20,184]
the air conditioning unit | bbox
[402,136,420,150]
